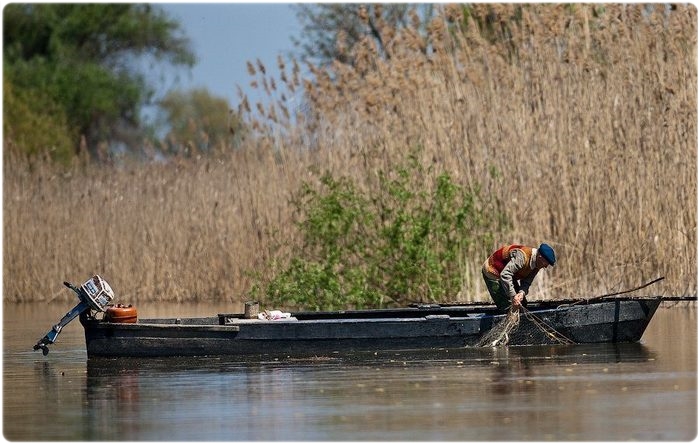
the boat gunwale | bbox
[91,297,664,327]
[89,322,241,332]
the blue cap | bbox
[538,243,556,265]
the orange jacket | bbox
[485,245,536,277]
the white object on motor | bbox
[80,275,115,312]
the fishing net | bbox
[475,277,666,347]
[520,308,575,344]
[476,307,521,347]
[476,306,574,347]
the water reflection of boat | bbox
[74,297,662,358]
[91,342,655,370]
[77,339,654,375]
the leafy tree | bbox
[3,77,75,162]
[3,3,195,159]
[158,88,245,154]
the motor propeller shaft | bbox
[33,300,90,355]
[33,276,115,356]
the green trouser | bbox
[482,270,516,311]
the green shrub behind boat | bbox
[251,153,510,311]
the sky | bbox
[149,3,302,114]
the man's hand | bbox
[512,292,524,308]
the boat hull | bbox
[494,298,661,346]
[81,298,661,358]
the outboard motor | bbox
[33,275,114,356]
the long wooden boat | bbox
[34,276,688,359]
[74,296,663,358]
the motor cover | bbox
[80,275,114,312]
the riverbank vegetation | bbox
[4,4,696,307]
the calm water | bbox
[3,302,697,441]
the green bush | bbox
[252,155,510,311]
[3,78,76,163]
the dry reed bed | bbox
[4,148,307,303]
[245,4,697,301]
[4,4,697,304]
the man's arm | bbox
[519,270,540,295]
[499,250,527,299]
